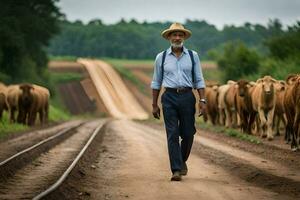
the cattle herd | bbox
[205,74,300,151]
[0,83,50,126]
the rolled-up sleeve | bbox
[151,53,163,89]
[193,51,206,89]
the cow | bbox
[273,80,287,137]
[251,76,277,140]
[205,85,219,125]
[0,83,8,119]
[18,83,50,126]
[235,80,256,134]
[217,81,236,126]
[224,82,239,128]
[284,74,300,151]
[33,84,50,124]
[6,85,21,123]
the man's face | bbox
[168,31,185,48]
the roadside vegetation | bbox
[196,118,261,144]
[104,59,148,95]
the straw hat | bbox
[161,22,192,40]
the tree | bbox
[0,0,62,83]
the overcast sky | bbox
[57,0,300,29]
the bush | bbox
[218,41,260,81]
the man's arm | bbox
[152,89,161,119]
[197,88,207,121]
[152,89,160,106]
[151,53,163,119]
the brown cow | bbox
[224,82,239,128]
[18,83,50,126]
[6,85,21,123]
[217,81,235,125]
[0,83,8,119]
[251,76,277,140]
[33,84,50,124]
[273,80,287,136]
[205,85,219,125]
[235,80,256,134]
[284,74,300,150]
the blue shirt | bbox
[151,46,206,90]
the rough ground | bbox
[67,119,299,200]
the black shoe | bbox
[180,162,188,176]
[171,171,182,181]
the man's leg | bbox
[162,92,183,174]
[179,92,196,165]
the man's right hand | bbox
[152,105,161,119]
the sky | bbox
[57,0,300,29]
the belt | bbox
[165,87,192,94]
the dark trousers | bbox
[161,90,196,173]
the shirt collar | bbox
[167,46,188,55]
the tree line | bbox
[48,19,286,59]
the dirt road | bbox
[77,59,148,120]
[68,119,298,200]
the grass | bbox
[102,57,153,67]
[0,112,28,138]
[48,104,71,122]
[196,118,261,144]
[49,55,78,62]
[104,60,148,95]
[203,68,223,84]
[49,72,83,84]
[0,103,73,139]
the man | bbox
[151,22,207,181]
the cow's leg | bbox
[28,111,37,126]
[39,109,44,124]
[219,108,225,126]
[267,108,275,140]
[225,107,231,128]
[10,107,16,123]
[258,108,267,138]
[292,110,300,150]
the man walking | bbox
[151,22,207,181]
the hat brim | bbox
[161,29,192,40]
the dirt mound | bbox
[78,59,149,120]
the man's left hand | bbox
[198,102,208,122]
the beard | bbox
[170,41,183,48]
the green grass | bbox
[102,57,153,67]
[0,112,28,138]
[49,55,78,61]
[0,103,72,139]
[49,72,83,84]
[104,60,148,95]
[196,118,261,144]
[48,104,71,122]
[203,68,223,83]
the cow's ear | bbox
[234,84,238,89]
[256,78,263,83]
[246,84,251,88]
[271,78,277,83]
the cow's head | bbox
[274,80,286,92]
[259,76,276,95]
[236,79,249,97]
[286,74,298,85]
[19,84,34,106]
